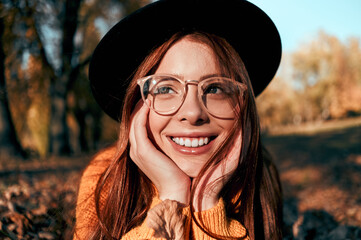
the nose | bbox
[176,85,209,125]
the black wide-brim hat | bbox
[89,0,282,121]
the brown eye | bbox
[203,84,224,94]
[153,86,176,95]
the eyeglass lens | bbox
[142,76,242,117]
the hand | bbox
[192,130,242,211]
[129,100,191,204]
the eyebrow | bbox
[171,73,226,81]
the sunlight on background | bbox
[247,0,361,131]
[1,1,361,239]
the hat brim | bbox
[89,0,282,121]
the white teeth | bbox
[191,139,198,147]
[185,139,191,147]
[171,137,210,148]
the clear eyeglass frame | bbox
[137,74,248,117]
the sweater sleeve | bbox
[73,148,114,240]
[121,197,163,240]
[187,199,249,239]
[73,147,248,240]
[122,198,249,240]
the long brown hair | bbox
[87,31,282,239]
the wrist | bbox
[158,187,190,205]
[156,179,190,205]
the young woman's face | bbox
[147,38,236,178]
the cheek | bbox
[215,118,236,135]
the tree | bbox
[1,1,54,157]
[292,31,361,120]
[257,31,361,128]
[1,0,150,157]
[0,16,26,158]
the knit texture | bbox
[74,148,249,240]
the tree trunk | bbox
[50,0,82,155]
[0,17,26,158]
[50,76,71,154]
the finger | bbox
[130,99,145,121]
[195,130,243,195]
[133,101,151,147]
[129,102,144,158]
[206,129,242,179]
[130,100,149,145]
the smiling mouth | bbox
[171,136,215,148]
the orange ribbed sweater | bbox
[74,148,249,240]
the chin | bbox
[168,153,210,178]
[178,164,203,178]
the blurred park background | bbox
[0,0,361,239]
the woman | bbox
[75,0,282,239]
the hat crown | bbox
[90,0,281,121]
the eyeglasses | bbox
[137,74,247,118]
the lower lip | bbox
[168,137,215,155]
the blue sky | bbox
[248,0,361,52]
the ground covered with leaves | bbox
[1,120,361,239]
[264,120,361,239]
[0,157,87,239]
